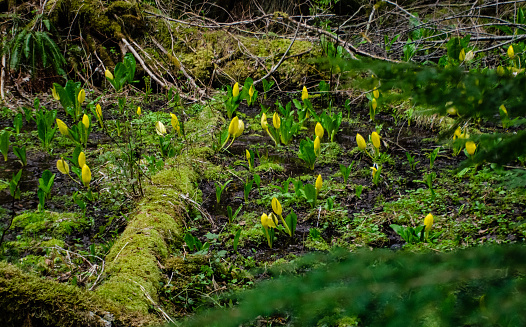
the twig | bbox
[172,193,216,228]
[253,17,301,86]
[127,278,176,324]
[0,54,5,102]
[121,38,167,89]
[112,241,129,263]
[150,37,208,99]
[278,14,400,63]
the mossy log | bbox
[0,103,224,325]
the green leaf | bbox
[285,212,297,236]
[233,229,242,252]
[298,137,316,170]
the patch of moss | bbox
[0,261,155,327]
[11,211,89,237]
[254,162,284,173]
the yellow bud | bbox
[371,98,377,111]
[232,82,239,97]
[246,149,251,160]
[370,166,377,178]
[170,113,180,135]
[105,69,114,80]
[96,104,102,121]
[447,107,457,115]
[373,87,379,99]
[497,66,505,76]
[371,131,380,149]
[56,119,69,136]
[424,213,433,232]
[261,213,269,228]
[261,112,268,130]
[453,127,461,140]
[273,112,281,129]
[315,122,324,139]
[466,141,477,156]
[268,213,278,228]
[82,164,92,187]
[78,152,86,168]
[356,133,366,150]
[52,85,60,100]
[499,104,508,116]
[77,89,85,104]
[508,45,515,58]
[155,121,167,135]
[262,213,277,228]
[137,106,141,116]
[271,197,282,216]
[249,84,254,98]
[465,50,474,61]
[459,48,466,62]
[314,135,321,156]
[234,119,244,138]
[315,174,322,193]
[229,116,239,137]
[56,158,69,175]
[301,86,309,101]
[82,114,89,129]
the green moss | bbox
[255,162,284,173]
[0,261,155,326]
[11,211,89,237]
[41,238,66,248]
[318,142,342,165]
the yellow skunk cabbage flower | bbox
[453,127,462,140]
[273,112,281,129]
[371,131,380,149]
[508,45,515,58]
[78,152,86,168]
[497,66,505,76]
[315,122,324,139]
[78,89,86,104]
[465,50,474,61]
[315,174,322,193]
[82,164,92,187]
[424,213,434,232]
[137,106,141,116]
[459,48,466,62]
[246,149,250,160]
[261,213,277,229]
[249,85,254,98]
[466,141,476,156]
[370,166,377,178]
[56,119,69,136]
[271,197,282,216]
[447,107,458,115]
[96,104,102,121]
[228,116,239,136]
[232,82,240,97]
[373,87,379,99]
[261,112,268,130]
[170,113,181,135]
[105,69,114,80]
[234,119,244,138]
[356,133,366,150]
[82,114,89,129]
[314,135,321,156]
[155,121,167,135]
[56,158,69,175]
[499,104,508,116]
[371,98,377,111]
[52,85,60,100]
[302,86,309,101]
